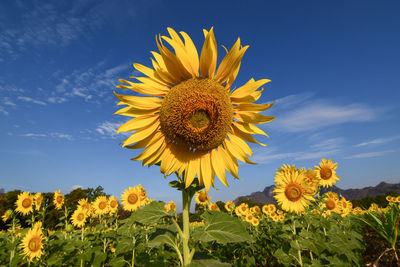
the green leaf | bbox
[192,211,253,244]
[131,201,170,225]
[148,228,178,249]
[109,256,126,267]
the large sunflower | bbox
[315,159,340,188]
[93,196,109,216]
[273,169,314,213]
[20,222,44,262]
[71,207,87,228]
[15,192,34,216]
[115,27,274,191]
[121,186,142,211]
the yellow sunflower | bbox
[251,218,260,227]
[301,168,320,194]
[273,169,314,213]
[20,222,44,262]
[224,201,235,212]
[208,202,220,211]
[78,198,91,216]
[115,27,274,191]
[34,193,43,211]
[108,196,119,215]
[15,192,34,216]
[53,190,64,210]
[315,159,340,188]
[121,186,142,211]
[339,197,352,216]
[71,207,87,228]
[2,210,12,222]
[236,203,249,216]
[168,200,176,212]
[93,196,109,216]
[320,192,340,215]
[195,190,210,206]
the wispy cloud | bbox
[20,133,47,137]
[18,96,47,106]
[268,96,379,132]
[0,106,8,115]
[346,150,396,159]
[355,136,400,147]
[96,121,130,139]
[253,147,339,163]
[47,96,67,104]
[50,132,73,141]
[19,132,73,140]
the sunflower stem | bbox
[182,188,192,266]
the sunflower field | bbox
[1,159,400,266]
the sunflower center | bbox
[77,213,85,221]
[99,201,107,210]
[22,198,32,208]
[284,184,303,202]
[56,195,63,204]
[326,199,336,210]
[160,78,233,151]
[198,192,208,202]
[28,237,41,252]
[110,200,118,208]
[128,194,138,205]
[320,168,332,180]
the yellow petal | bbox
[114,106,159,117]
[114,92,162,110]
[180,31,200,75]
[210,148,229,187]
[234,111,275,124]
[233,121,269,137]
[224,138,255,164]
[231,124,266,146]
[234,102,273,113]
[185,157,199,188]
[227,133,253,157]
[200,152,212,191]
[125,131,163,150]
[200,27,217,78]
[230,79,270,99]
[121,121,160,147]
[117,79,168,96]
[132,135,164,161]
[219,146,240,179]
[117,115,158,133]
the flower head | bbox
[121,186,142,211]
[71,206,87,228]
[53,190,64,210]
[15,192,34,216]
[115,27,274,191]
[195,190,210,206]
[315,159,340,188]
[34,193,43,211]
[20,222,44,262]
[2,209,12,222]
[108,196,119,215]
[224,201,235,212]
[93,196,109,216]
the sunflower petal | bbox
[211,149,229,187]
[200,27,217,78]
[224,138,256,164]
[121,121,160,147]
[234,111,275,124]
[201,152,212,191]
[230,79,270,99]
[117,115,159,133]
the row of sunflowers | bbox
[1,159,399,266]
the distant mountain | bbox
[234,182,400,205]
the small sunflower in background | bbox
[251,218,260,227]
[78,198,91,215]
[71,207,87,228]
[301,168,320,194]
[195,190,210,206]
[208,202,220,211]
[34,193,43,211]
[273,168,314,213]
[321,192,340,215]
[108,196,119,215]
[2,209,12,222]
[20,221,44,262]
[224,201,235,212]
[114,27,274,191]
[167,201,176,212]
[53,190,64,210]
[315,159,340,188]
[339,197,352,216]
[93,196,109,216]
[121,186,142,211]
[15,192,34,216]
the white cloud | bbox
[21,133,47,137]
[71,185,83,191]
[47,96,67,104]
[96,121,130,139]
[355,136,400,147]
[3,97,16,106]
[268,100,377,133]
[252,148,339,163]
[51,132,73,141]
[0,106,8,115]
[18,96,47,105]
[346,150,396,159]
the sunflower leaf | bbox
[131,201,170,225]
[192,211,253,244]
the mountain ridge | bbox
[233,181,400,204]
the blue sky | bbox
[0,0,399,209]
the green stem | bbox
[182,188,191,266]
[9,218,16,265]
[131,236,136,267]
[80,228,85,267]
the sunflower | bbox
[273,169,314,213]
[136,184,148,202]
[236,203,249,216]
[315,159,340,188]
[15,192,34,216]
[168,201,176,212]
[339,197,352,216]
[71,207,87,228]
[78,198,91,216]
[224,201,235,212]
[245,213,254,223]
[34,193,43,211]
[251,218,259,226]
[208,202,220,211]
[195,190,210,206]
[115,27,274,191]
[320,192,340,215]
[20,222,44,262]
[53,190,64,210]
[108,196,119,214]
[121,186,142,211]
[301,168,320,194]
[2,210,12,222]
[93,196,109,216]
